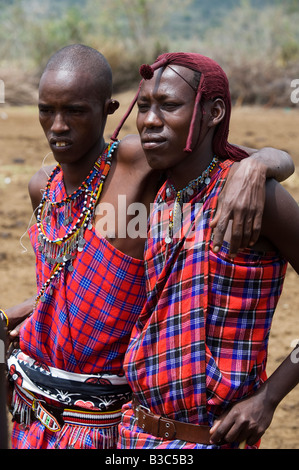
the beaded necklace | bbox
[165,156,218,245]
[35,141,119,305]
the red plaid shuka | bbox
[11,143,146,448]
[119,159,287,449]
[21,147,146,374]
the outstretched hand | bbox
[210,158,267,256]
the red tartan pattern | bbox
[20,150,146,375]
[11,419,119,449]
[12,147,146,448]
[120,159,287,449]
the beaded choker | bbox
[35,141,119,305]
[165,156,218,245]
[166,156,218,203]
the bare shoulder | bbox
[111,135,163,199]
[117,134,149,169]
[262,179,299,271]
[263,179,299,220]
[28,165,54,210]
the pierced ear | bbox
[208,98,225,127]
[106,99,120,115]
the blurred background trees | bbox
[0,0,298,105]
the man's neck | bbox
[60,139,106,195]
[168,147,214,190]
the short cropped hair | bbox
[41,44,113,102]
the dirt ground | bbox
[1,92,299,449]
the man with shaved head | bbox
[5,45,294,449]
[44,43,113,91]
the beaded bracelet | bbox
[0,309,9,327]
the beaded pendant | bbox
[35,141,119,305]
[165,156,218,245]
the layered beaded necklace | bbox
[165,156,218,245]
[35,141,119,305]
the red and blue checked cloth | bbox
[21,148,146,374]
[119,159,287,449]
[10,144,146,448]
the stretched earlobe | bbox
[107,99,120,115]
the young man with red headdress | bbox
[3,46,294,449]
[113,52,299,449]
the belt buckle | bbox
[138,403,151,414]
[32,399,62,433]
[134,402,151,430]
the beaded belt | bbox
[13,385,123,433]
